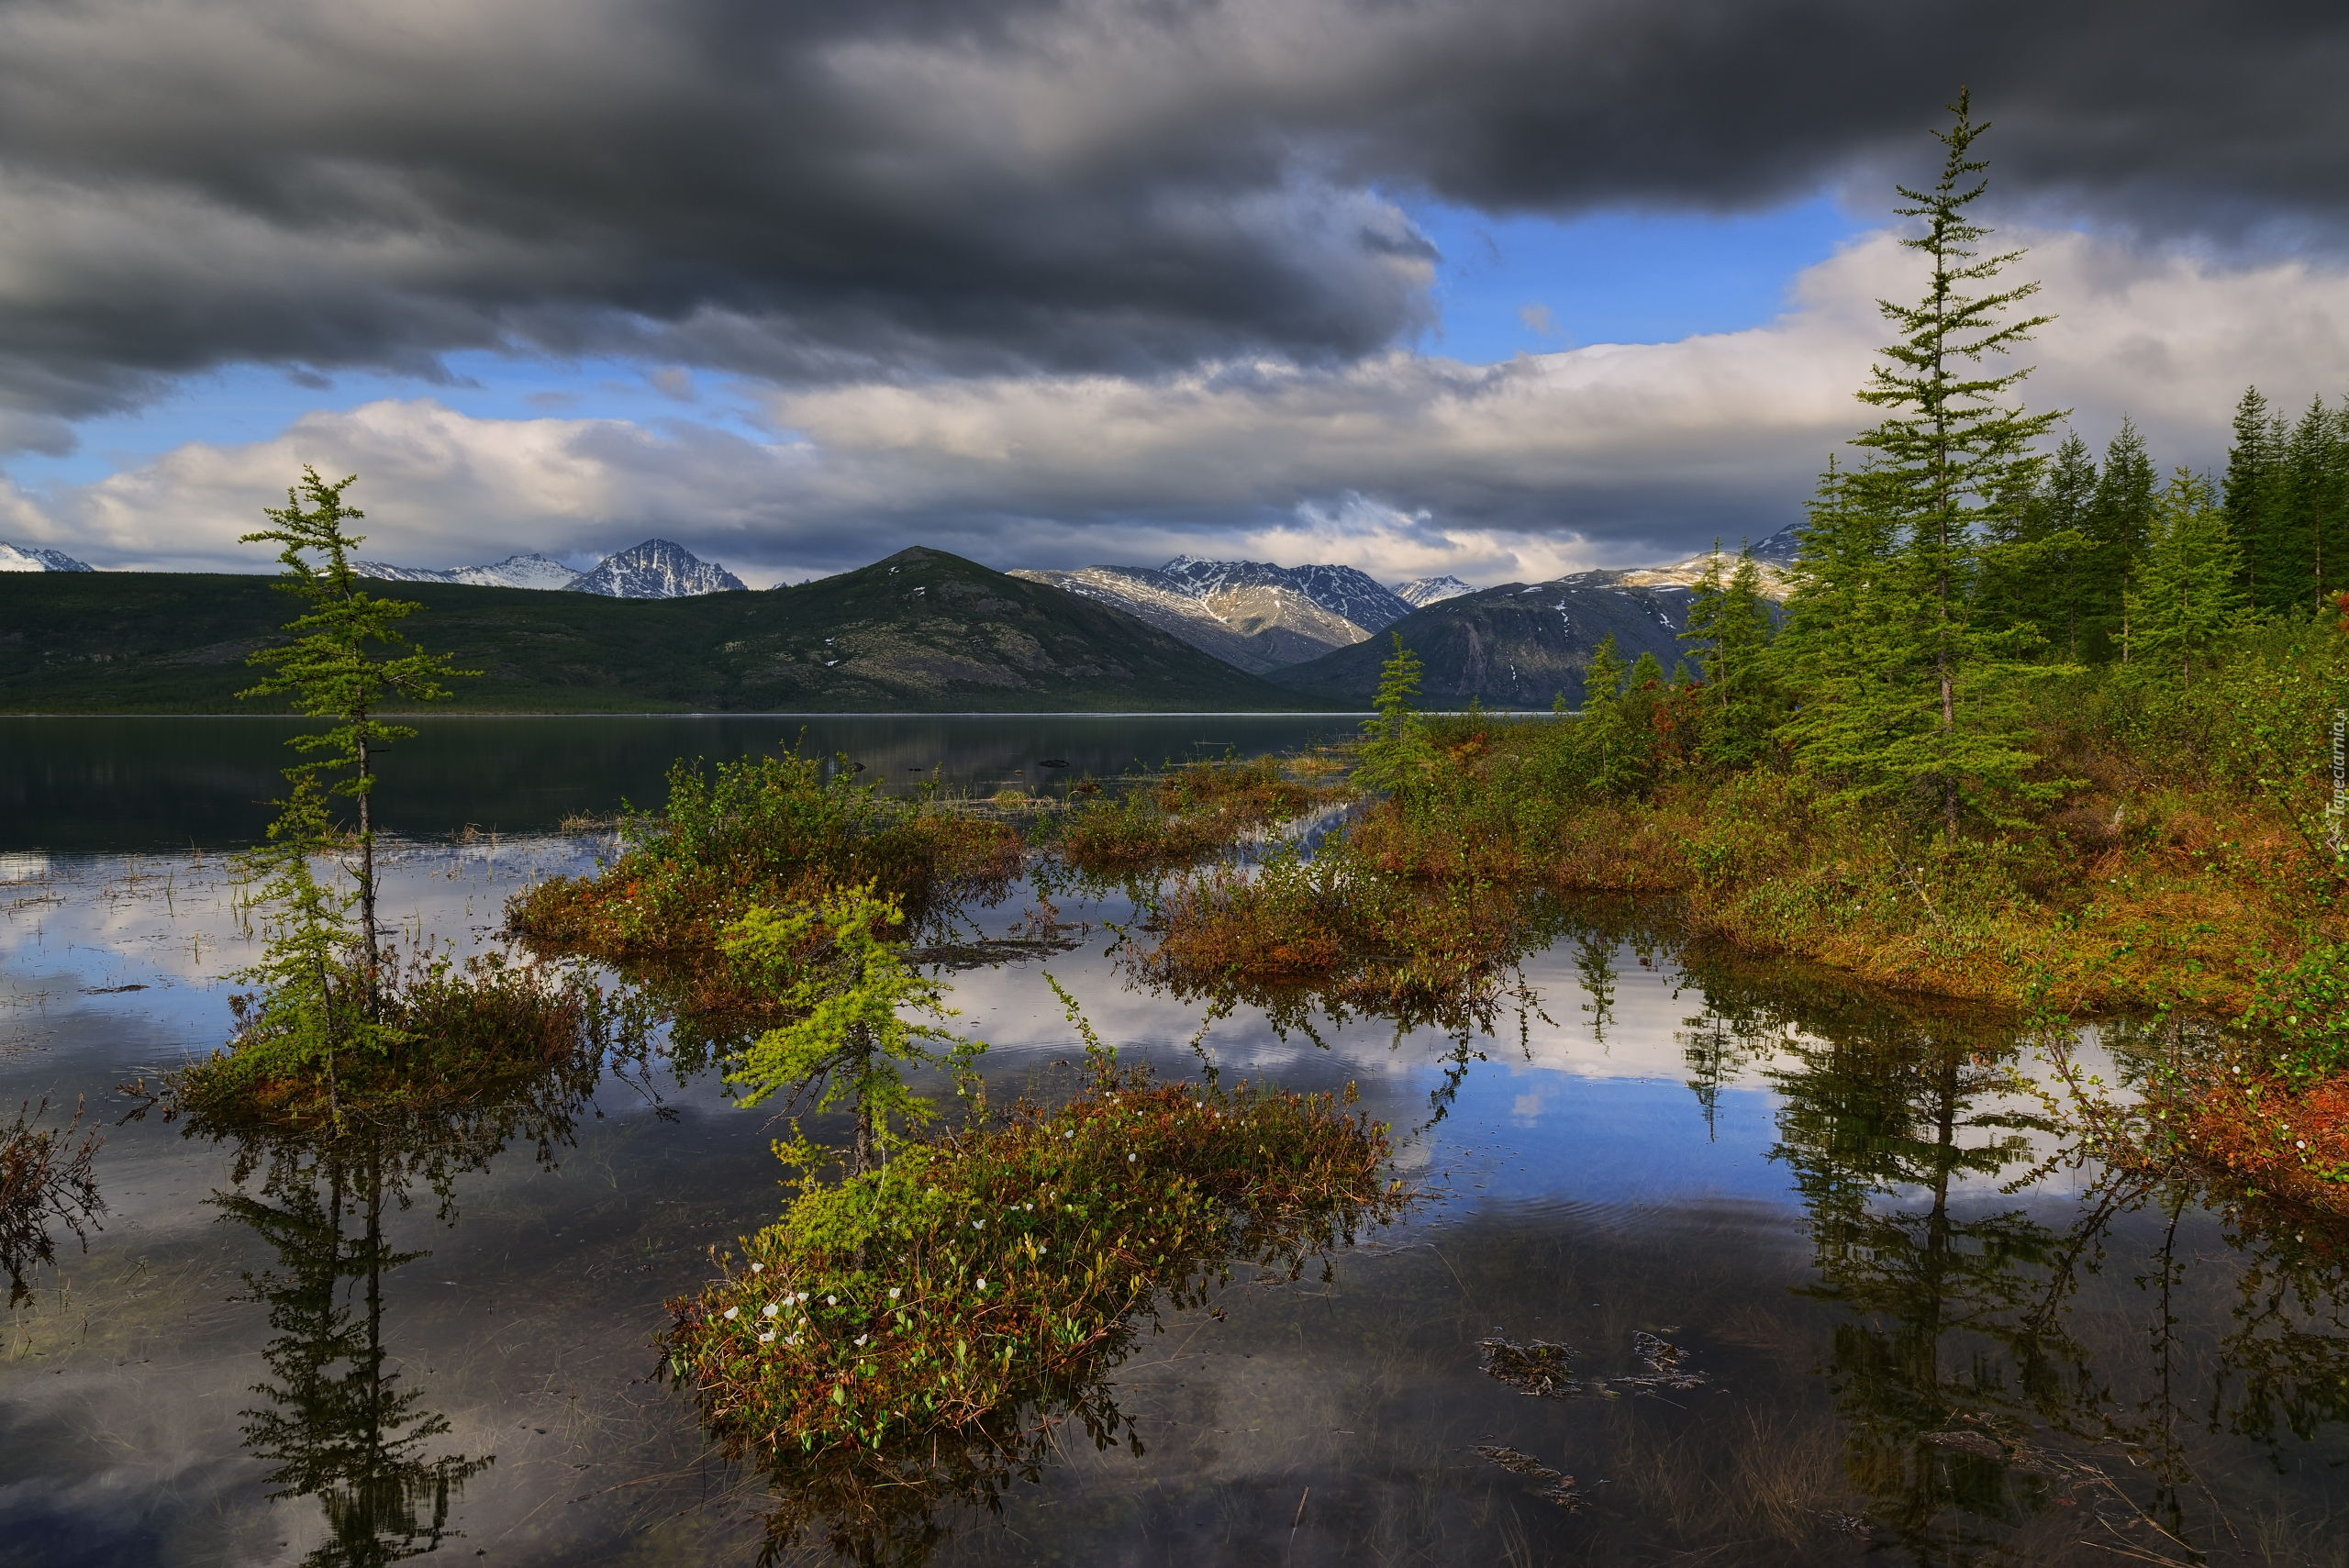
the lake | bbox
[1,717,2343,1566]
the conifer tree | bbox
[1787,93,2062,830]
[2085,416,2158,658]
[1984,429,2095,656]
[2280,395,2349,615]
[1678,541,1780,766]
[723,884,985,1181]
[240,469,474,1014]
[2125,469,2245,684]
[1356,634,1434,797]
[1572,634,1641,794]
[1772,460,1929,803]
[2222,386,2294,613]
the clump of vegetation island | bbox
[661,1048,1400,1558]
[173,468,631,1125]
[508,749,1023,984]
[1050,752,1352,876]
[645,860,1403,1556]
[1131,97,2349,1207]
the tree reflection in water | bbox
[1684,960,2349,1565]
[187,1045,611,1567]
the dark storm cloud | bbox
[0,0,2341,437]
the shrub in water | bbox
[658,1060,1403,1555]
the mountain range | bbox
[1,547,1315,713]
[1009,529,1798,703]
[5,528,1805,712]
[352,538,747,597]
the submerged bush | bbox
[0,1097,105,1306]
[658,1061,1403,1550]
[510,750,1020,969]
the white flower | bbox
[1127,1153,1136,1162]
[2299,1140,2309,1149]
[759,1329,777,1343]
[722,1306,740,1320]
[977,1278,988,1291]
[763,1303,780,1318]
[751,1262,764,1273]
[855,1334,869,1347]
[827,1295,838,1306]
[888,1287,901,1300]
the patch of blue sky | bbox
[7,350,769,492]
[1403,192,1869,363]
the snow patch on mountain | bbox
[0,541,94,572]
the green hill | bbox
[0,547,1336,713]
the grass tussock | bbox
[1053,754,1350,875]
[1129,851,1547,1026]
[658,1062,1403,1547]
[172,952,637,1129]
[507,750,1022,973]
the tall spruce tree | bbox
[2280,395,2349,615]
[2222,386,2294,614]
[2125,468,2245,684]
[240,468,474,1014]
[2085,416,2158,659]
[1678,541,1780,766]
[1983,428,2095,657]
[1773,458,1921,800]
[1786,92,2063,831]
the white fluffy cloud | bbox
[23,227,2349,586]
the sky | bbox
[1,0,2345,589]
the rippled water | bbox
[3,724,2346,1566]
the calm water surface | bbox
[0,716,1359,852]
[1,719,2344,1566]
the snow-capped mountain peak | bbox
[1392,575,1473,608]
[565,539,747,598]
[0,541,95,572]
[1156,556,1409,632]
